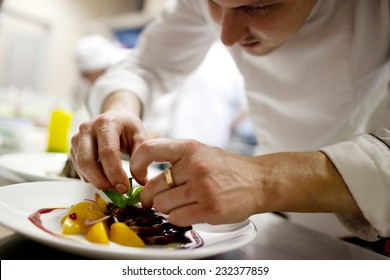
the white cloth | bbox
[89,0,390,241]
[143,42,246,148]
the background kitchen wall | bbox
[0,0,165,105]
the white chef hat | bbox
[75,34,130,73]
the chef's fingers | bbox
[152,182,198,214]
[140,165,186,208]
[94,120,130,193]
[140,171,168,208]
[130,138,190,185]
[74,121,122,191]
[69,140,88,182]
[168,203,217,227]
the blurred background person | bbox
[73,34,130,112]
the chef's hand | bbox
[130,138,360,227]
[70,108,148,193]
[130,138,263,226]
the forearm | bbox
[102,90,143,117]
[254,151,360,214]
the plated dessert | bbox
[57,192,200,248]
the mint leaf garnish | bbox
[103,178,143,208]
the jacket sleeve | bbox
[87,0,216,117]
[321,128,390,241]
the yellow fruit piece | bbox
[62,216,83,235]
[86,221,109,245]
[70,201,103,213]
[61,201,102,223]
[95,193,107,210]
[62,200,106,235]
[109,222,145,247]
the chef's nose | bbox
[220,9,248,46]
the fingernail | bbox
[116,184,127,194]
[132,175,147,186]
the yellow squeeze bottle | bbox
[47,109,73,153]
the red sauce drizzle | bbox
[28,207,66,237]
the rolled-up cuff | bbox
[87,72,150,117]
[321,133,390,241]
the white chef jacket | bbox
[142,42,247,149]
[89,0,390,241]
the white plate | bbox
[0,152,160,182]
[0,181,257,259]
[0,152,76,182]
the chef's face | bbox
[208,0,316,56]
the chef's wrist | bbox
[102,90,143,118]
